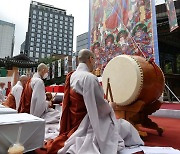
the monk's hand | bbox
[48,100,53,108]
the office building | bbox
[76,32,88,55]
[24,1,74,61]
[0,20,15,58]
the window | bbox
[65,22,68,25]
[68,52,72,56]
[59,25,63,28]
[64,30,67,33]
[36,52,39,58]
[48,45,51,48]
[30,52,34,57]
[41,53,45,58]
[53,49,56,53]
[44,17,47,21]
[55,15,58,19]
[59,29,62,33]
[64,47,67,50]
[53,41,56,45]
[38,16,42,20]
[53,46,56,49]
[36,48,39,51]
[43,26,47,30]
[37,34,40,38]
[60,21,63,24]
[43,31,46,34]
[69,27,73,30]
[37,43,40,47]
[42,48,45,52]
[54,24,57,27]
[55,20,58,23]
[54,32,57,36]
[48,36,52,40]
[60,16,63,20]
[38,21,41,24]
[65,17,68,21]
[33,10,37,14]
[42,39,46,43]
[50,14,53,18]
[69,31,72,34]
[58,50,61,54]
[32,24,35,28]
[50,18,53,22]
[64,43,67,46]
[37,38,40,42]
[44,12,48,17]
[39,11,42,16]
[54,28,57,32]
[64,34,67,38]
[47,49,51,53]
[58,46,61,50]
[30,42,34,46]
[69,39,72,43]
[31,37,34,41]
[49,27,52,31]
[33,15,36,19]
[69,43,72,47]
[59,38,62,41]
[70,23,73,26]
[47,54,50,57]
[64,38,67,42]
[49,31,52,35]
[37,29,41,33]
[31,33,35,37]
[48,40,51,44]
[70,18,73,22]
[43,35,46,39]
[49,23,52,27]
[42,44,45,48]
[59,42,62,45]
[38,25,41,29]
[53,37,57,40]
[30,47,33,51]
[32,19,36,23]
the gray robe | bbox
[58,63,144,154]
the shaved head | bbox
[19,75,28,87]
[37,63,48,72]
[78,49,94,63]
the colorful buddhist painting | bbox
[89,0,159,74]
[165,0,179,32]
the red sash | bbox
[2,93,16,109]
[45,72,87,154]
[18,79,32,113]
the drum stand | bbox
[105,78,163,137]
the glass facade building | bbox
[0,20,15,58]
[76,32,88,55]
[24,1,74,61]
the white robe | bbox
[58,63,144,154]
[30,73,60,124]
[11,81,23,110]
[0,87,6,103]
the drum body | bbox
[102,55,165,106]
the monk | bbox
[18,63,51,117]
[3,75,28,110]
[0,82,6,103]
[43,49,144,154]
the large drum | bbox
[102,55,165,106]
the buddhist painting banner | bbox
[165,0,179,32]
[89,0,159,74]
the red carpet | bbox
[143,116,180,150]
[160,102,180,110]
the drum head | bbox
[102,55,143,106]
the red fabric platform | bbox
[160,102,180,110]
[143,116,180,150]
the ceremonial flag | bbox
[165,0,179,32]
[57,59,61,77]
[89,0,159,74]
[64,56,69,75]
[52,61,55,79]
[72,53,77,71]
[47,64,50,80]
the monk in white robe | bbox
[18,63,60,124]
[3,75,28,110]
[0,82,6,103]
[44,49,144,154]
